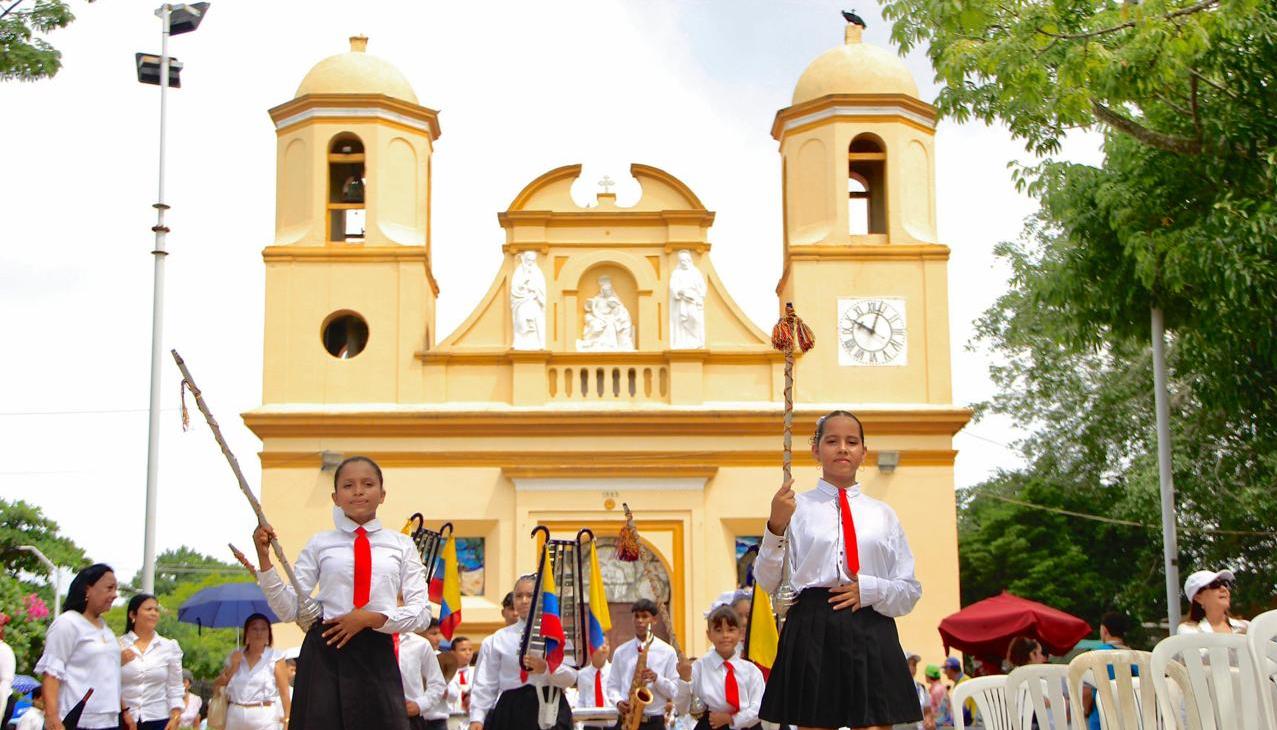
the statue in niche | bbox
[576,275,635,351]
[668,249,707,349]
[510,251,546,350]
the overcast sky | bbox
[0,0,1101,585]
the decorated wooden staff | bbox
[171,348,322,631]
[614,503,687,664]
[769,302,813,620]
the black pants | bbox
[484,685,572,730]
[139,720,172,730]
[615,715,665,730]
[290,623,410,730]
[694,718,762,730]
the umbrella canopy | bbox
[178,582,279,630]
[939,591,1092,659]
[12,674,40,694]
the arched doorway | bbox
[588,536,672,653]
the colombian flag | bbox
[742,583,779,680]
[537,550,567,671]
[585,539,612,653]
[437,536,463,639]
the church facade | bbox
[246,26,969,659]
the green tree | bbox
[1,498,89,579]
[0,0,94,82]
[0,575,53,672]
[131,546,243,596]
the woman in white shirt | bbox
[120,593,185,730]
[1177,569,1249,635]
[178,670,202,728]
[212,613,289,730]
[37,563,134,730]
[755,411,923,730]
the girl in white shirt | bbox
[212,613,289,730]
[36,563,134,730]
[253,456,429,730]
[755,411,923,730]
[120,593,185,730]
[467,575,578,730]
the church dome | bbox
[791,25,919,105]
[295,36,418,104]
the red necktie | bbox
[724,660,740,713]
[353,526,371,608]
[393,632,400,659]
[594,669,605,707]
[837,488,861,576]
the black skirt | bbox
[289,623,410,730]
[759,587,923,728]
[484,685,572,730]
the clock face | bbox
[838,298,907,366]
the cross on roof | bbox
[598,175,615,194]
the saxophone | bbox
[621,632,656,730]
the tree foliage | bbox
[0,0,91,82]
[0,498,88,582]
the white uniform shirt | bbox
[468,620,579,725]
[1176,616,1250,634]
[575,662,612,709]
[399,632,448,718]
[755,480,922,617]
[449,665,473,713]
[15,707,44,730]
[606,635,680,717]
[224,647,284,704]
[35,611,122,728]
[674,652,765,730]
[258,511,430,634]
[0,638,14,713]
[120,631,185,722]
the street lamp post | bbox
[137,2,210,595]
[17,545,62,615]
[1152,307,1181,631]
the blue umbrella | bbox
[12,674,40,694]
[178,582,279,631]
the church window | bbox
[328,133,366,242]
[848,134,887,235]
[322,311,369,359]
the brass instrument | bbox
[621,632,655,730]
[519,527,591,730]
[401,514,453,585]
[172,350,321,632]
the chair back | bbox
[1249,609,1277,726]
[1006,664,1071,730]
[953,674,1015,730]
[1151,631,1273,730]
[1069,649,1161,730]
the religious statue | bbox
[510,251,546,350]
[668,250,707,349]
[576,275,635,351]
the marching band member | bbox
[756,411,923,730]
[467,575,577,730]
[399,627,448,730]
[119,594,184,730]
[675,606,764,730]
[574,640,611,730]
[448,636,475,714]
[607,600,681,730]
[253,455,430,730]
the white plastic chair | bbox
[1069,649,1161,730]
[1006,664,1071,730]
[1150,631,1273,730]
[1249,609,1277,725]
[953,674,1014,730]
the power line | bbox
[987,494,1277,538]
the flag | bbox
[438,536,463,639]
[586,539,612,653]
[537,549,567,672]
[743,583,779,680]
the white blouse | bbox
[605,635,680,718]
[399,632,447,717]
[35,611,122,729]
[1176,617,1250,635]
[468,620,578,725]
[224,647,284,704]
[575,662,612,709]
[258,510,429,634]
[120,631,184,722]
[755,479,922,617]
[674,653,765,729]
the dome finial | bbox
[841,9,866,43]
[349,35,368,53]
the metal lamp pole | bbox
[17,545,62,615]
[1152,307,1180,631]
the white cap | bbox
[704,589,743,618]
[1183,569,1235,600]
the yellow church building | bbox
[245,25,970,659]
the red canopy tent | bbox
[939,591,1092,660]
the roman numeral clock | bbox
[837,297,907,366]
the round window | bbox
[322,312,369,359]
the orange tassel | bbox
[772,303,815,353]
[615,502,641,562]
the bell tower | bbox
[774,20,951,405]
[261,36,441,404]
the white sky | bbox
[0,0,1102,585]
